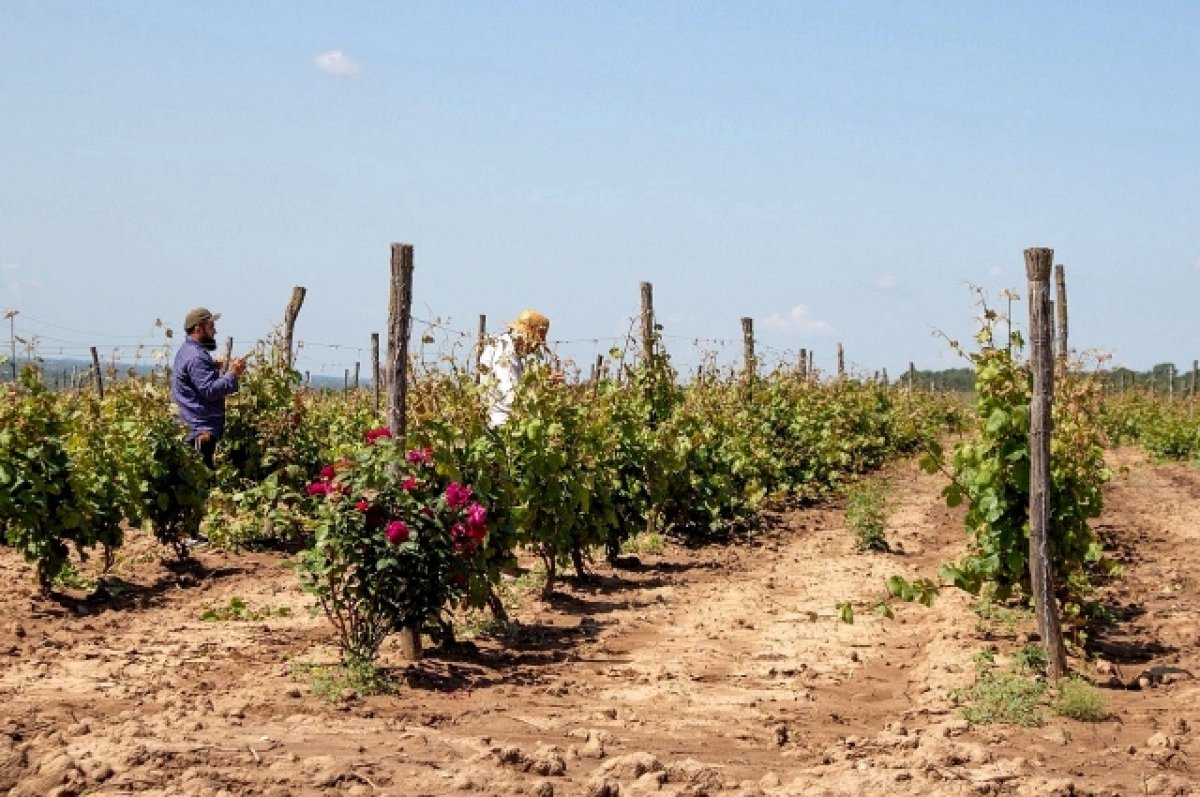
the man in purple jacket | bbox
[171,307,247,469]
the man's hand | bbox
[230,356,249,377]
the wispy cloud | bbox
[762,304,834,336]
[314,50,361,78]
[873,275,898,290]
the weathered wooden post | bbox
[908,362,916,392]
[370,333,380,413]
[387,243,420,660]
[353,362,360,390]
[90,346,104,399]
[741,318,756,382]
[837,343,845,380]
[1168,365,1176,400]
[343,369,349,394]
[386,244,414,441]
[1025,247,1068,681]
[1054,264,1068,361]
[1192,360,1198,419]
[798,348,808,379]
[641,282,655,367]
[475,314,487,384]
[221,337,234,375]
[881,367,888,385]
[281,286,307,369]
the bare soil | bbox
[1,447,1196,796]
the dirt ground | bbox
[1,447,1196,797]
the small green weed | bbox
[951,651,1046,727]
[1054,677,1107,722]
[621,531,666,556]
[971,595,1031,632]
[1012,644,1048,675]
[846,479,890,552]
[53,562,96,592]
[293,657,399,700]
[201,596,292,622]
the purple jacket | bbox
[171,338,239,441]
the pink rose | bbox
[385,520,410,545]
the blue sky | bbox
[2,2,1197,378]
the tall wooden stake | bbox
[1054,264,1068,361]
[1025,247,1068,681]
[741,317,755,382]
[221,337,234,374]
[371,333,381,413]
[641,282,655,367]
[90,346,104,399]
[387,243,420,660]
[475,314,487,384]
[281,286,307,369]
[837,343,845,380]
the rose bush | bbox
[296,428,488,665]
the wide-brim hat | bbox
[507,309,550,343]
[185,307,220,330]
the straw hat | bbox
[507,309,550,343]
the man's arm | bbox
[188,355,240,401]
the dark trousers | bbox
[193,433,217,470]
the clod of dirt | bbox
[593,751,663,781]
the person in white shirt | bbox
[479,309,551,427]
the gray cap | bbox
[184,307,220,330]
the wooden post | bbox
[386,244,414,442]
[908,362,916,392]
[353,362,360,390]
[304,370,310,387]
[343,369,349,394]
[1054,264,1068,361]
[371,333,381,413]
[281,286,307,369]
[837,343,845,380]
[221,337,233,375]
[881,367,888,385]
[387,242,420,661]
[90,346,104,399]
[1168,365,1176,400]
[475,314,487,384]
[1025,247,1068,681]
[741,317,755,382]
[640,282,655,367]
[798,348,807,379]
[1192,360,1198,419]
[592,354,603,385]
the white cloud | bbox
[873,275,898,290]
[314,50,361,78]
[762,304,834,336]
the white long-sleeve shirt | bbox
[479,332,523,427]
